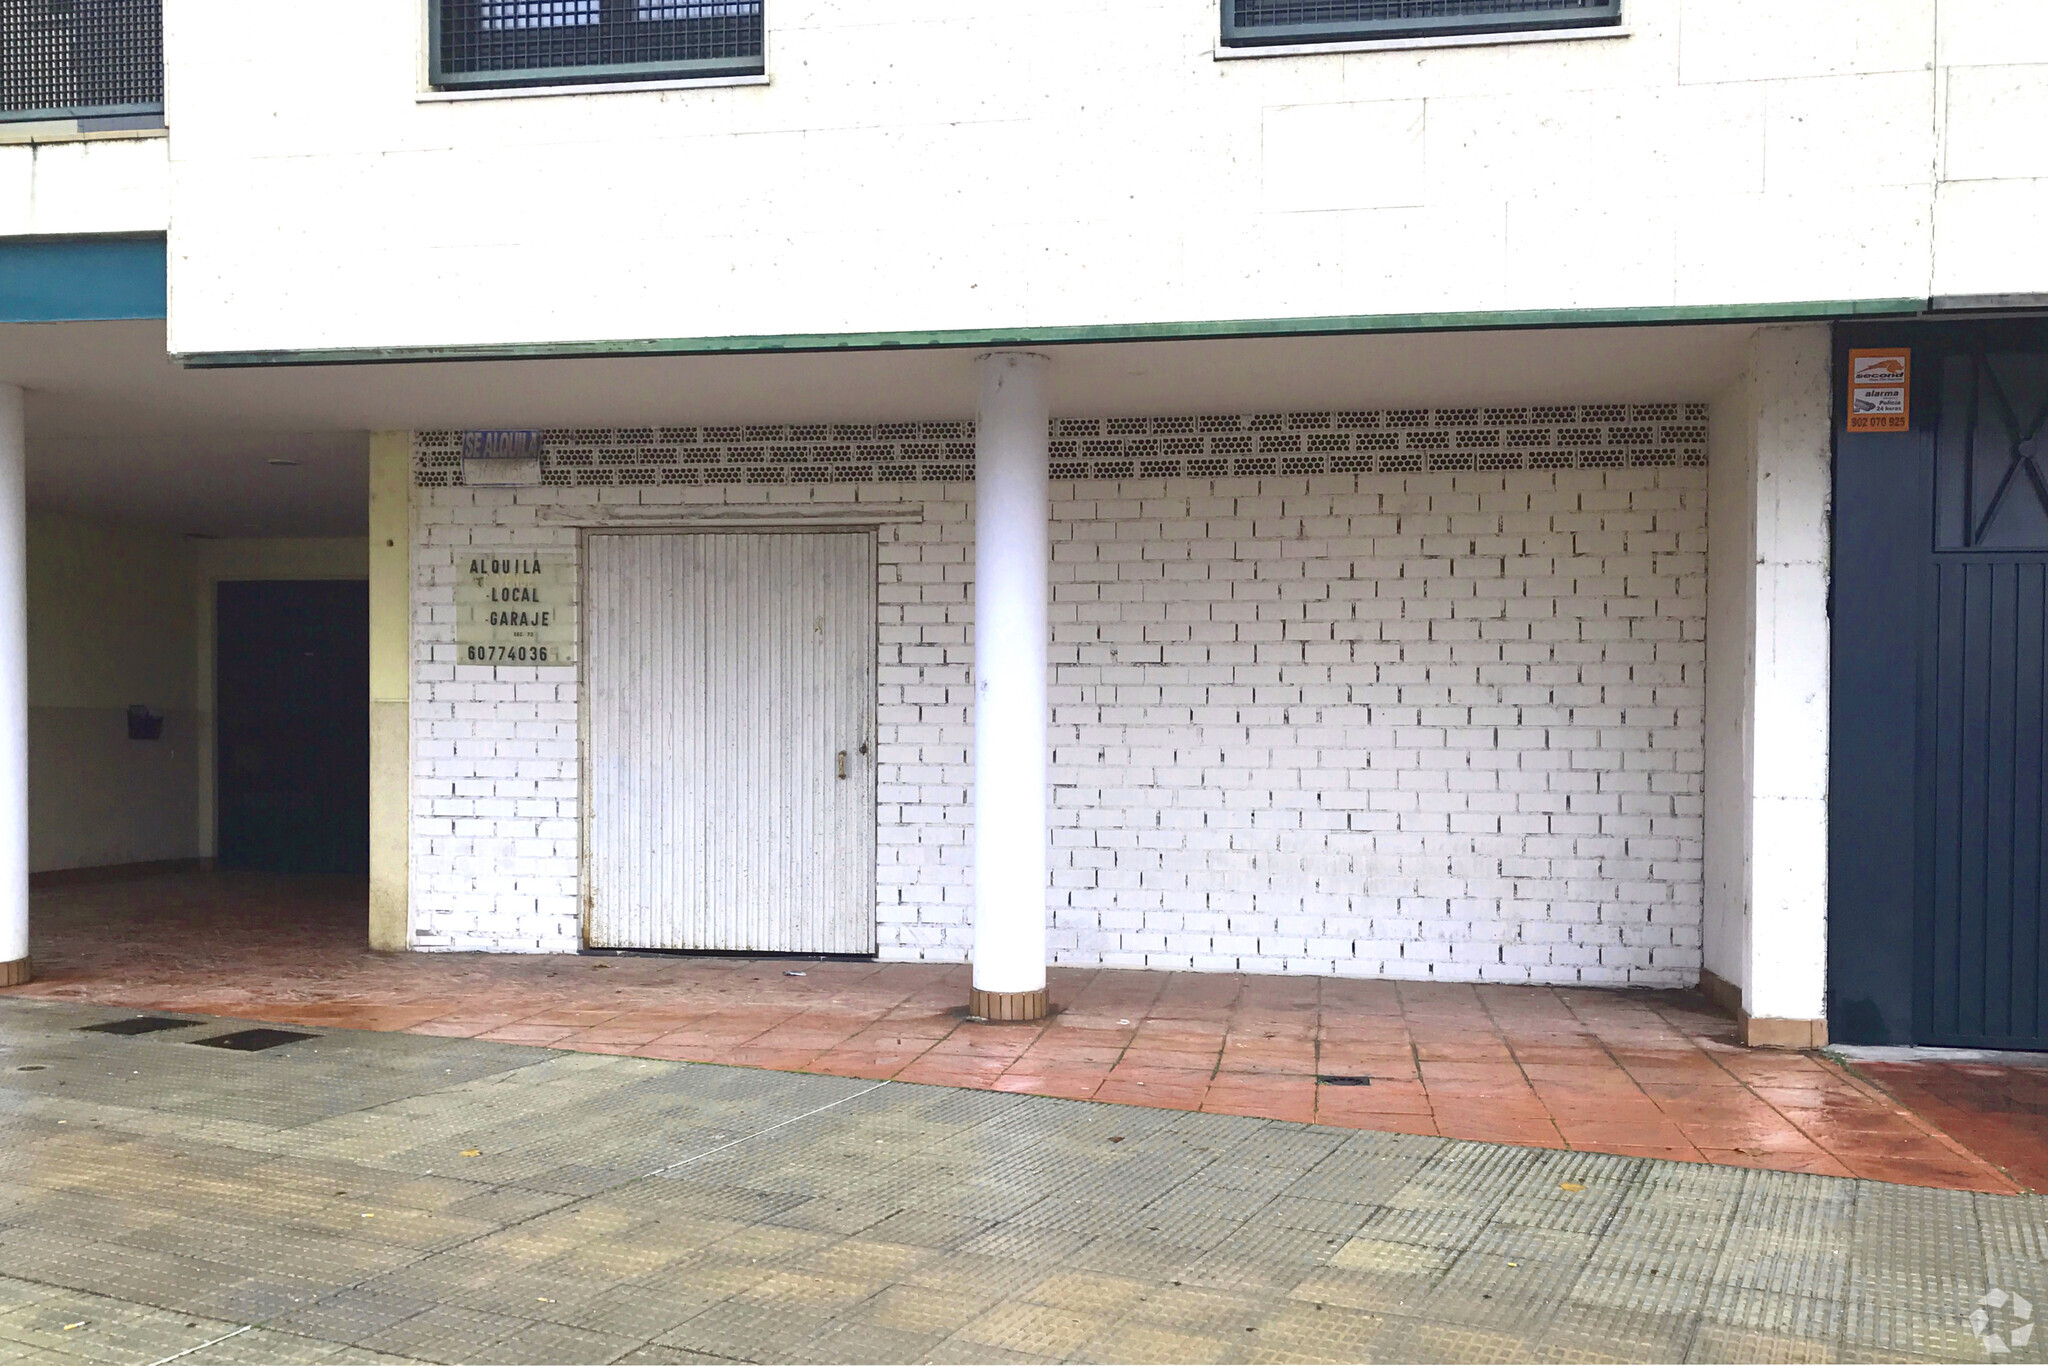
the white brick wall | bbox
[410,408,1707,987]
[409,489,584,952]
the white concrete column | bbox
[1702,324,1831,1047]
[368,432,411,952]
[0,386,27,986]
[970,352,1051,1021]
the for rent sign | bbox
[455,551,576,666]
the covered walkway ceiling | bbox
[0,318,1759,538]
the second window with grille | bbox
[1221,0,1621,48]
[430,0,762,91]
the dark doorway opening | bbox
[216,581,369,875]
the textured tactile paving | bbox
[0,996,2043,1364]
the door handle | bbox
[836,750,848,779]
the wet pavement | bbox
[1849,1056,2048,1196]
[2,871,2037,1195]
[2,996,2044,1365]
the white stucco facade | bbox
[122,0,2048,357]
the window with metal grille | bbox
[432,0,763,90]
[1,0,163,123]
[1222,0,1620,47]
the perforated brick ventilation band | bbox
[414,404,1708,489]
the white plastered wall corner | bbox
[1703,324,1832,1048]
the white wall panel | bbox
[1762,73,1936,193]
[0,153,32,239]
[1676,0,1933,83]
[1333,206,1506,315]
[1425,92,1671,199]
[1932,178,2048,298]
[1938,0,2048,69]
[1263,101,1426,212]
[0,138,169,240]
[1662,84,1767,197]
[1505,196,1676,309]
[1943,66,2048,182]
[1672,186,1930,305]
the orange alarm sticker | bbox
[1847,348,1910,432]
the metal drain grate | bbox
[188,1028,317,1052]
[1317,1074,1372,1086]
[78,1016,197,1036]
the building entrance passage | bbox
[1833,322,2048,1048]
[215,580,370,875]
[585,531,877,953]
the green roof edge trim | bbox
[175,297,1930,369]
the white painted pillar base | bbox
[0,387,27,986]
[970,352,1050,1022]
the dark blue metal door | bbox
[1917,349,2048,1047]
[1831,322,2048,1048]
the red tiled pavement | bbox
[1846,1058,2048,1192]
[4,870,2035,1196]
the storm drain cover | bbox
[78,1016,198,1036]
[1317,1074,1372,1086]
[189,1029,317,1052]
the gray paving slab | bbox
[1,996,2043,1364]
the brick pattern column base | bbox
[0,958,28,987]
[969,987,1048,1023]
